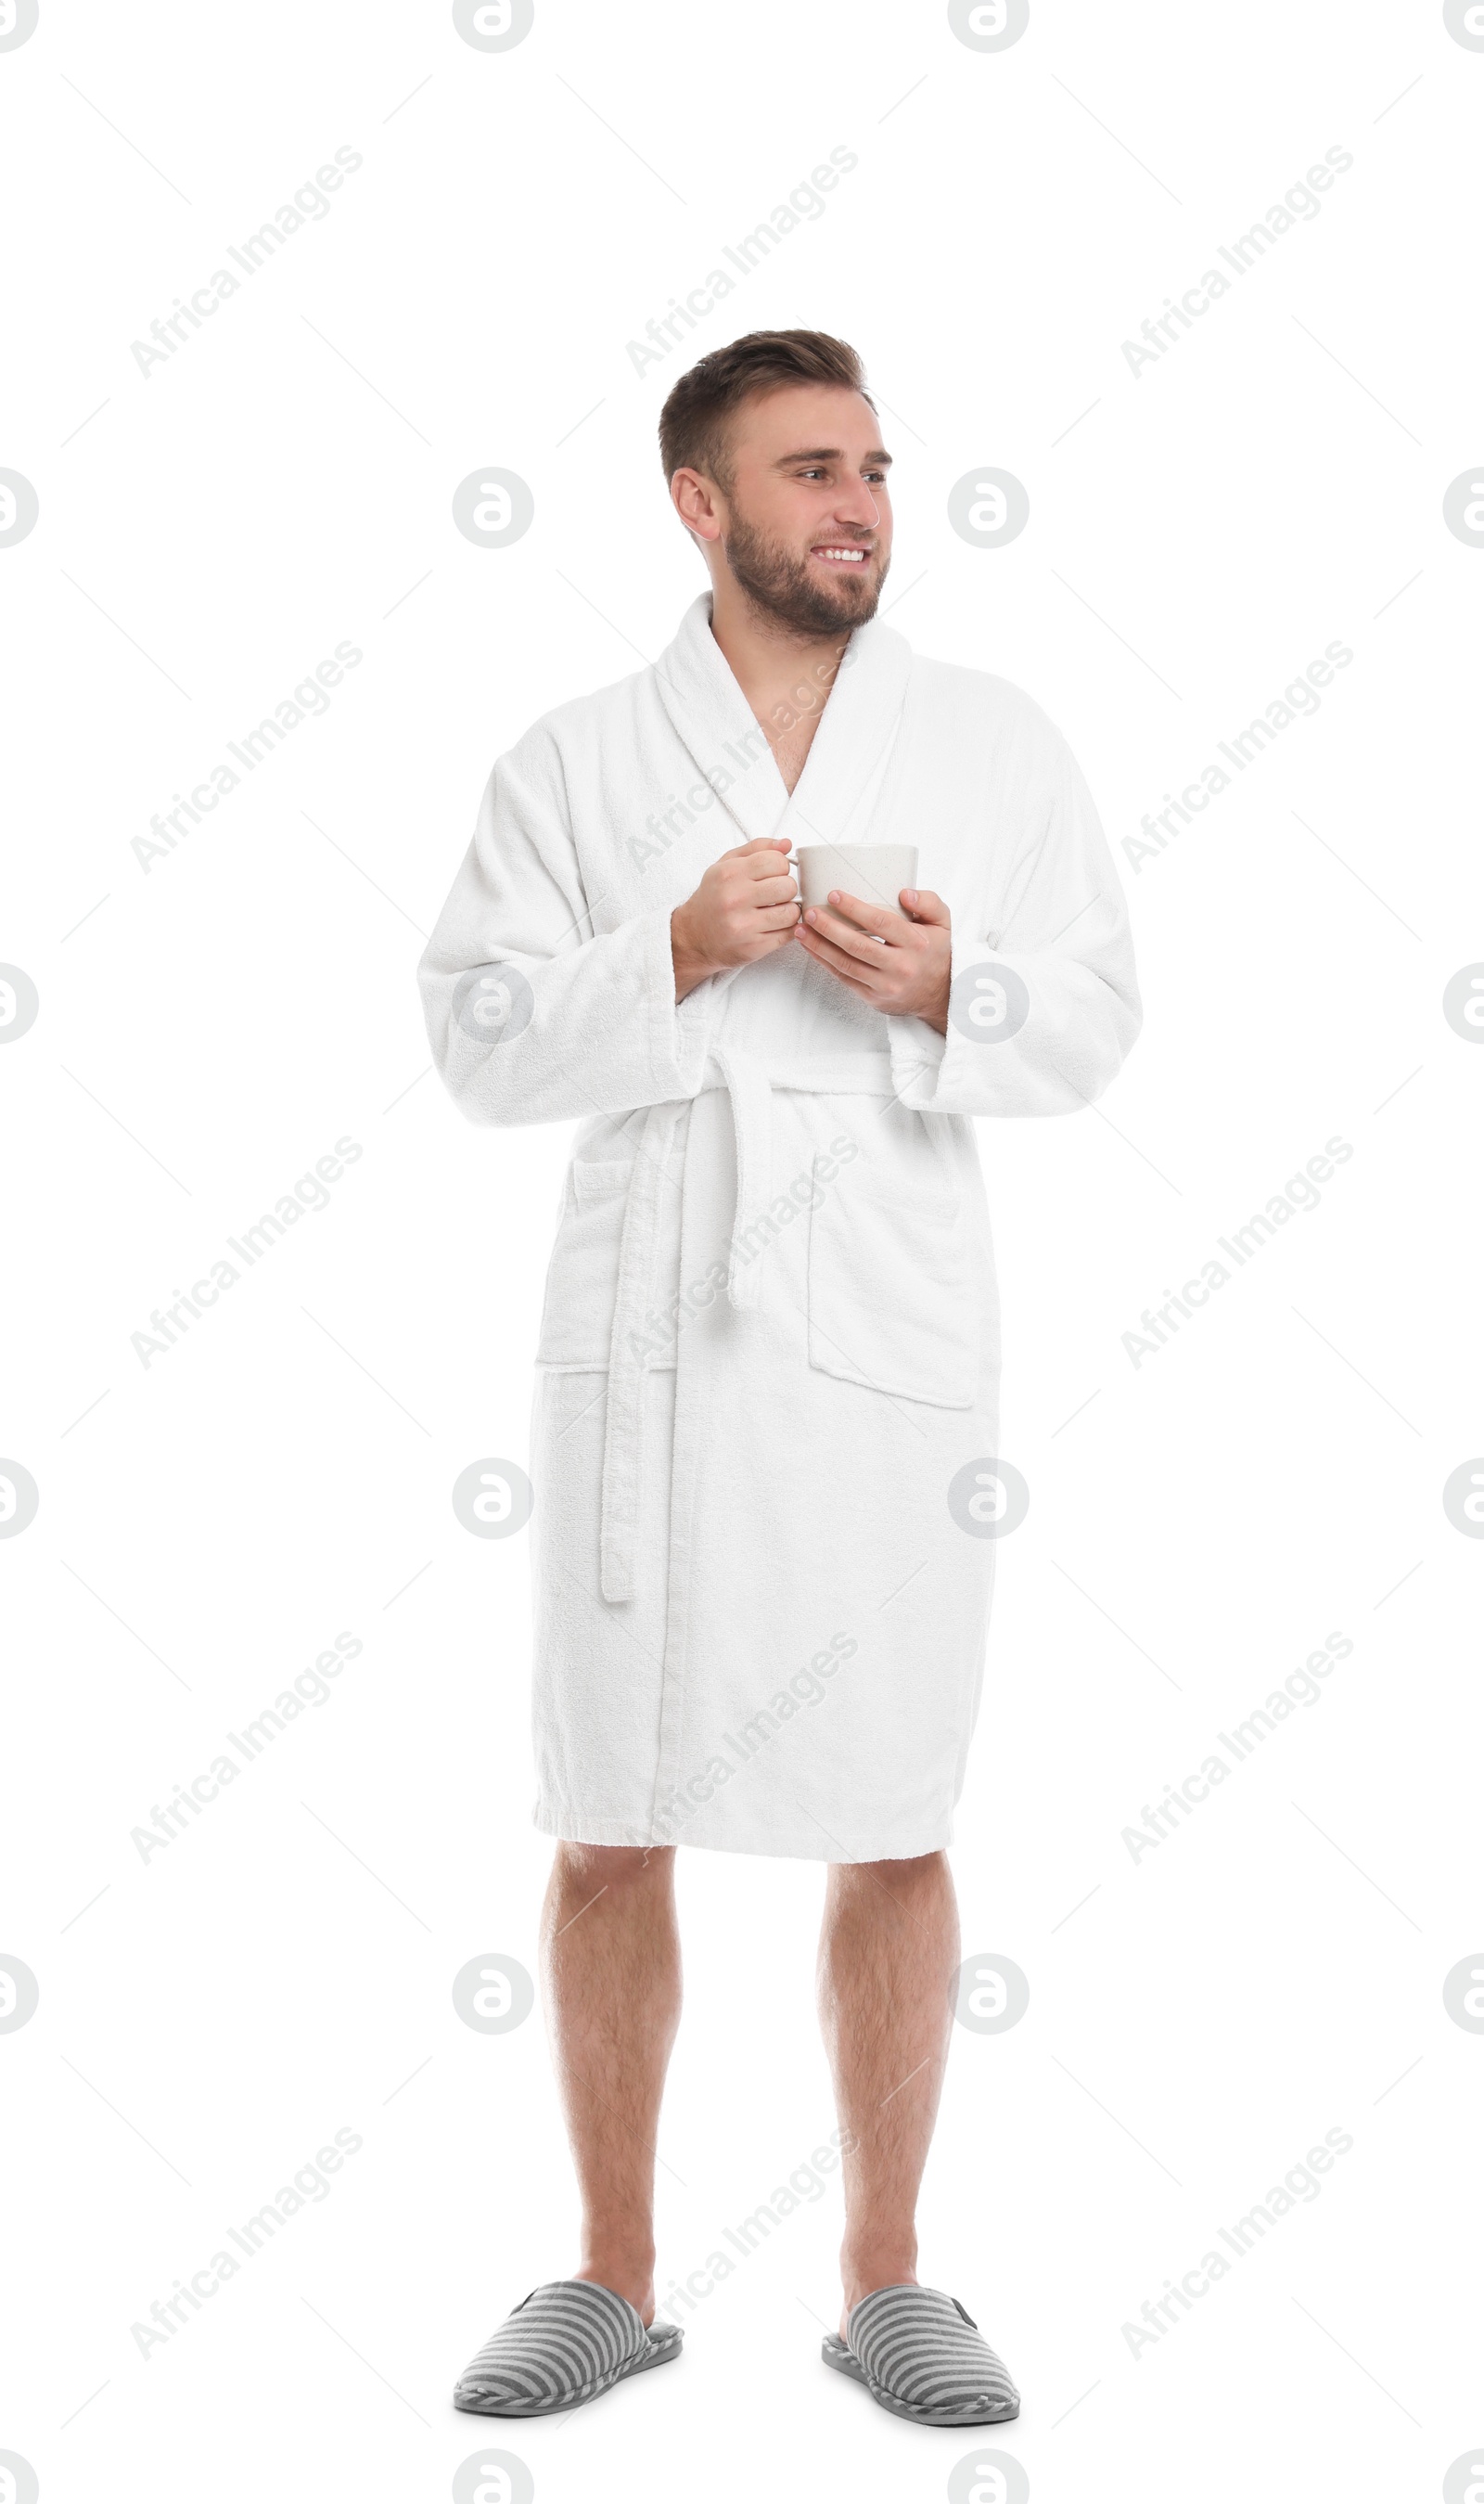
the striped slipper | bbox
[822,2283,1019,2426]
[454,2279,682,2417]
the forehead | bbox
[726,381,888,469]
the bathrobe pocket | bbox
[807,1175,976,1407]
[536,1160,631,1368]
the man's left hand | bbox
[795,887,952,1035]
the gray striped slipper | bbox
[454,2279,682,2417]
[823,2283,1019,2426]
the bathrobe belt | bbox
[597,1046,901,1605]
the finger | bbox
[753,900,803,930]
[798,921,887,988]
[900,886,951,926]
[800,935,882,998]
[802,905,902,967]
[738,873,800,905]
[747,925,803,958]
[822,889,909,940]
[733,836,794,858]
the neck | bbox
[705,572,854,753]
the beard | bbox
[721,506,889,636]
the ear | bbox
[671,465,724,544]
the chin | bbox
[820,574,882,622]
[724,522,889,636]
[792,588,879,636]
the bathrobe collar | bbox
[653,591,914,851]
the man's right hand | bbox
[671,837,800,1001]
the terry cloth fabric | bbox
[823,2282,1020,2424]
[419,590,1141,1862]
[454,2279,683,2416]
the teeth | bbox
[815,547,867,562]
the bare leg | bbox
[816,1850,960,2336]
[538,1843,680,2327]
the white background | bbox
[3,2,1482,2499]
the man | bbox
[419,329,1141,2426]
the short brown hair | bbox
[659,329,873,491]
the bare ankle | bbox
[841,2248,918,2314]
[576,2252,656,2323]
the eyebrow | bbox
[774,445,894,469]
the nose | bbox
[830,476,883,535]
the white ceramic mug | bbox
[793,842,919,921]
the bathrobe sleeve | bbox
[886,725,1142,1118]
[417,726,713,1126]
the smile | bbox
[811,546,870,564]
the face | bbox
[687,383,893,636]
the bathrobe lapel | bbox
[653,594,789,845]
[781,610,914,852]
[652,592,915,854]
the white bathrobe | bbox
[418,593,1141,1862]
